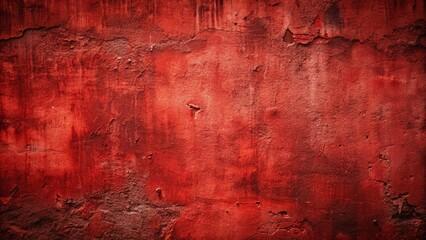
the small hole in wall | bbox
[283,29,294,44]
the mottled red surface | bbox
[0,0,425,239]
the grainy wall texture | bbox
[0,0,425,239]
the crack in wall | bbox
[0,25,62,42]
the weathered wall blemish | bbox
[324,2,344,27]
[0,0,425,239]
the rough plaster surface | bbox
[0,0,425,239]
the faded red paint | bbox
[0,0,425,239]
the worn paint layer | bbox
[0,0,425,239]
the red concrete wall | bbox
[0,0,425,239]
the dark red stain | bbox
[0,0,425,239]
